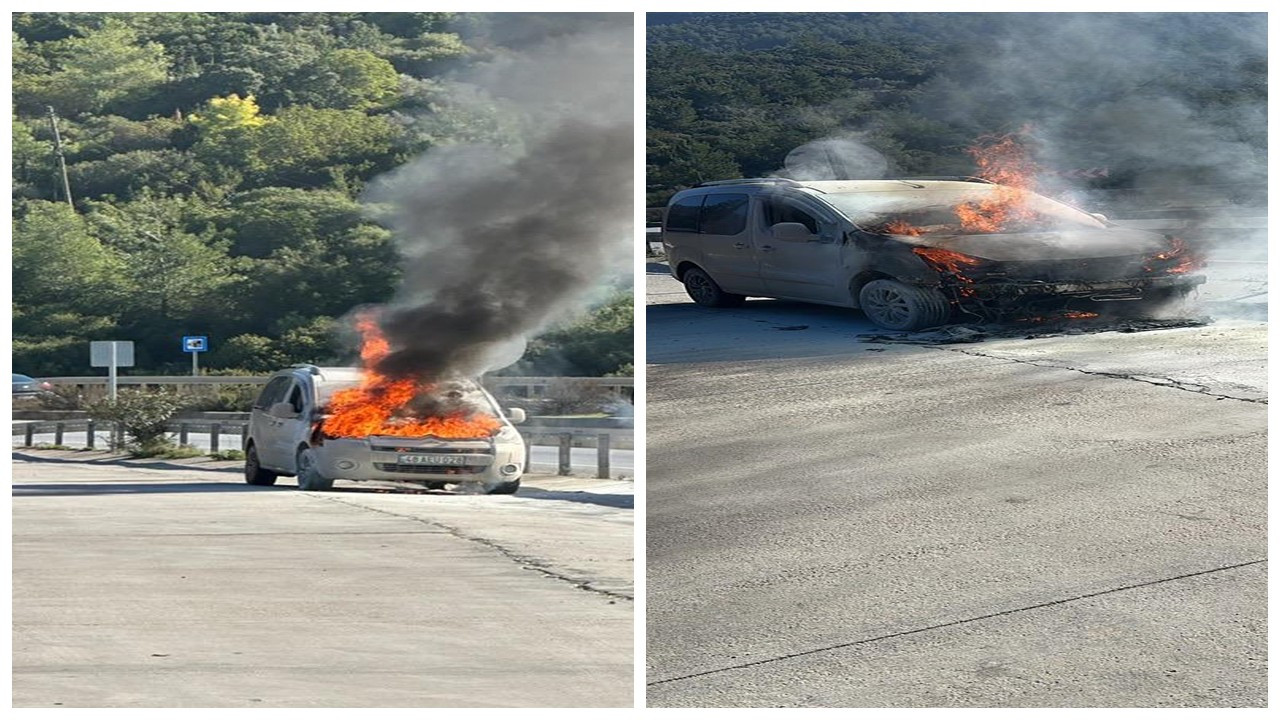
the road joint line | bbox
[315,495,634,602]
[935,347,1267,404]
[648,558,1266,687]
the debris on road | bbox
[859,315,1213,345]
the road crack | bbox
[316,496,633,602]
[649,558,1266,687]
[937,347,1267,404]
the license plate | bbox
[397,454,467,466]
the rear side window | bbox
[666,196,703,232]
[254,376,291,409]
[700,194,749,235]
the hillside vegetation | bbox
[13,12,631,377]
[647,13,1266,207]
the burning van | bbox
[662,177,1206,330]
[244,365,527,494]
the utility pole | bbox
[46,106,74,210]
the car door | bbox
[757,194,847,303]
[271,379,314,473]
[249,376,292,469]
[693,192,767,295]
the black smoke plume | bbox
[362,14,633,380]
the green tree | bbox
[12,117,55,199]
[220,187,371,258]
[289,49,401,110]
[250,106,402,188]
[14,18,169,117]
[12,200,121,308]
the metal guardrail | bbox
[36,375,636,403]
[12,420,630,479]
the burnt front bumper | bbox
[965,273,1206,302]
[312,435,525,484]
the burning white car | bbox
[244,365,527,495]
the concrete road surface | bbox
[11,455,633,707]
[646,260,1265,707]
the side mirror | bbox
[506,408,527,424]
[771,222,816,242]
[268,402,299,419]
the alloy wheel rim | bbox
[688,273,714,303]
[867,286,911,326]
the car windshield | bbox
[315,377,494,411]
[13,374,34,383]
[820,186,1106,236]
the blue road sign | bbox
[182,336,208,353]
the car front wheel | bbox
[859,278,952,331]
[295,446,335,491]
[244,444,278,486]
[482,479,521,495]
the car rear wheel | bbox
[295,447,335,491]
[683,267,745,308]
[859,278,951,331]
[244,444,278,486]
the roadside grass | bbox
[208,449,245,461]
[130,439,204,459]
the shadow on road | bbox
[647,300,884,364]
[325,480,634,508]
[13,482,274,496]
[517,487,634,509]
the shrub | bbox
[87,389,182,451]
[38,385,88,410]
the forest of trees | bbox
[646,13,1267,207]
[12,12,632,377]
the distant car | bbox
[662,177,1207,330]
[12,374,52,397]
[244,365,528,494]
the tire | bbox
[859,278,952,331]
[295,446,335,491]
[244,444,278,486]
[482,479,521,495]
[683,267,746,308]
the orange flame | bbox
[955,130,1040,233]
[879,219,925,236]
[320,314,502,440]
[1144,237,1202,275]
[912,247,983,297]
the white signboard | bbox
[90,341,135,367]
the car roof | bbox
[674,178,998,199]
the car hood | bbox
[891,227,1168,261]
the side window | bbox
[254,377,291,409]
[762,196,820,235]
[666,195,703,232]
[700,193,749,236]
[286,384,304,414]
